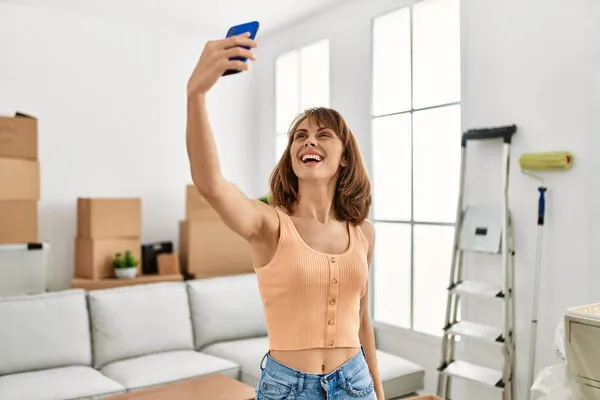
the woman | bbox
[186,32,385,400]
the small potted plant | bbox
[257,194,270,204]
[112,251,139,279]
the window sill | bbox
[373,320,468,355]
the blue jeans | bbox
[256,348,376,399]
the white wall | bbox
[0,2,256,290]
[253,0,593,399]
[590,1,600,304]
[457,1,591,399]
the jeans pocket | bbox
[256,371,296,400]
[343,365,375,398]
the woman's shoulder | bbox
[357,219,375,247]
[249,200,283,237]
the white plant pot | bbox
[115,267,137,279]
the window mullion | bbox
[409,4,415,332]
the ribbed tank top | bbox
[254,207,370,351]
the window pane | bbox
[372,8,412,116]
[413,105,461,223]
[412,0,460,109]
[373,222,411,329]
[300,39,330,109]
[275,134,288,162]
[413,224,454,336]
[275,50,300,134]
[372,113,412,221]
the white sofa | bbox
[0,273,425,399]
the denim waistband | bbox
[259,347,367,391]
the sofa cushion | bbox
[377,350,425,398]
[0,365,124,400]
[0,289,92,376]
[187,274,267,349]
[88,282,194,368]
[100,349,239,390]
[202,336,269,387]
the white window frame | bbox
[369,0,463,345]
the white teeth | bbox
[301,154,322,162]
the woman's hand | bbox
[187,32,257,98]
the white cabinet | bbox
[565,303,600,399]
[0,243,49,296]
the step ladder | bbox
[436,125,517,400]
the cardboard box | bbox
[0,112,38,160]
[157,252,181,275]
[185,184,220,221]
[0,201,38,244]
[74,237,141,279]
[179,219,253,278]
[0,158,40,200]
[141,241,173,274]
[77,198,141,239]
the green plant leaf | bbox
[113,251,138,269]
[123,251,139,268]
[112,253,124,268]
[257,194,270,204]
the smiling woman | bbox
[269,107,372,225]
[186,34,384,398]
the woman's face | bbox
[289,117,346,182]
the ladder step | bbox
[450,280,504,299]
[458,206,502,254]
[441,360,505,388]
[446,321,504,344]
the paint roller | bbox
[520,151,573,400]
[519,151,573,171]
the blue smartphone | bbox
[223,21,260,76]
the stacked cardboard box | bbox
[71,198,184,290]
[74,198,143,279]
[0,113,40,244]
[179,184,253,279]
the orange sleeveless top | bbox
[254,207,370,351]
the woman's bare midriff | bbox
[269,347,361,374]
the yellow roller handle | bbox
[518,151,573,170]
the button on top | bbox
[326,255,339,350]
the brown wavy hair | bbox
[268,107,371,225]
